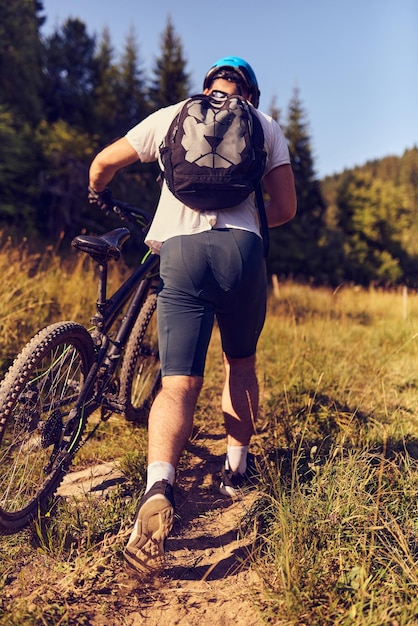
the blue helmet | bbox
[203,56,261,108]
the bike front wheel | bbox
[0,321,95,534]
[119,290,160,422]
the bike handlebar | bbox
[110,199,154,232]
[88,187,154,233]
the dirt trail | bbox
[58,428,266,625]
[118,431,265,626]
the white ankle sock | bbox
[145,461,175,493]
[227,445,248,474]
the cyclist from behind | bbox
[88,56,297,575]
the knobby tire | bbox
[0,322,95,534]
[119,290,160,422]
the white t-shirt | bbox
[125,100,290,253]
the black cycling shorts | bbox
[157,228,267,377]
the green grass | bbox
[1,242,418,624]
[245,284,418,624]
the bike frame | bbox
[69,202,160,423]
[0,199,162,532]
[95,252,159,352]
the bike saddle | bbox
[72,228,131,263]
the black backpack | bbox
[159,93,269,254]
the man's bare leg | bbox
[220,354,259,495]
[222,353,258,446]
[124,374,202,574]
[147,374,203,467]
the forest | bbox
[1,1,417,286]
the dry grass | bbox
[245,283,418,624]
[1,243,418,624]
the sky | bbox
[40,0,417,179]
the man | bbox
[88,56,297,575]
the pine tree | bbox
[267,87,326,281]
[268,96,282,124]
[91,28,121,142]
[117,27,148,130]
[0,0,44,125]
[0,1,46,228]
[110,27,160,215]
[0,107,44,229]
[148,16,191,109]
[42,18,97,130]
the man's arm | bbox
[263,164,297,228]
[89,137,140,192]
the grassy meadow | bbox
[1,238,418,624]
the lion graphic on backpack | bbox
[159,93,266,211]
[181,99,246,168]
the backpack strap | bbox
[255,184,269,257]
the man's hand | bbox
[88,186,114,212]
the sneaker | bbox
[219,453,259,498]
[124,479,175,575]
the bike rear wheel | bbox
[0,321,95,534]
[119,289,160,422]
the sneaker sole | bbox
[124,496,174,575]
[219,479,259,498]
[219,482,242,498]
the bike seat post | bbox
[93,262,108,330]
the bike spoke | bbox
[0,338,88,515]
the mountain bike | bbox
[0,199,160,534]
